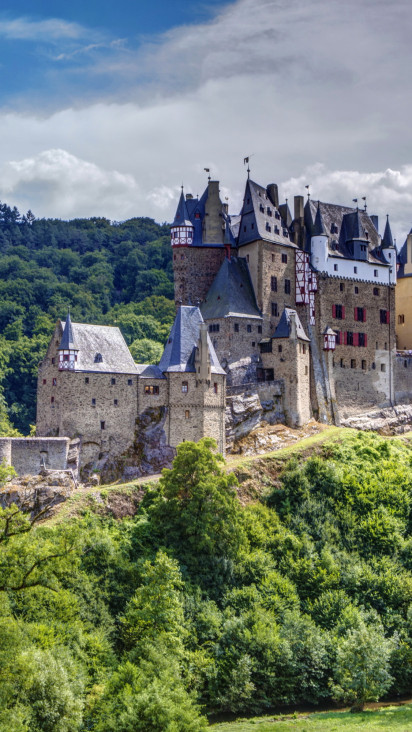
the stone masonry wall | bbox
[0,437,70,476]
[315,275,395,416]
[173,246,227,307]
[204,316,262,385]
[395,354,412,403]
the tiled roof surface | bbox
[158,306,225,375]
[238,180,297,248]
[200,256,262,320]
[60,321,138,374]
[272,307,310,341]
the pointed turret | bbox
[382,215,394,248]
[172,189,191,227]
[171,188,194,248]
[313,201,326,236]
[58,310,79,371]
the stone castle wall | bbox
[173,246,227,306]
[0,437,70,476]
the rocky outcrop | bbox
[97,407,176,484]
[0,470,77,516]
[226,385,285,452]
[341,404,412,434]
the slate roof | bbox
[305,199,387,265]
[313,202,327,236]
[397,229,412,278]
[60,321,138,374]
[58,311,77,350]
[238,179,296,249]
[172,184,237,248]
[272,307,310,341]
[158,306,225,375]
[200,256,262,321]
[382,215,394,248]
[172,189,192,227]
[135,364,166,379]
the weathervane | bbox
[305,184,310,200]
[362,196,367,211]
[204,168,211,182]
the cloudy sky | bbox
[0,0,411,243]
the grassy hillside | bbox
[1,430,412,730]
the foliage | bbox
[0,432,412,729]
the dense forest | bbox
[0,199,175,435]
[1,431,412,730]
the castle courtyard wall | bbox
[0,437,70,476]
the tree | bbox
[331,624,395,711]
[129,338,163,364]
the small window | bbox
[94,353,103,363]
[354,266,358,274]
[334,264,338,271]
[243,226,247,232]
[128,379,133,386]
[185,410,190,419]
[51,357,55,365]
[351,359,356,369]
[278,344,282,353]
[398,314,405,324]
[405,360,408,368]
[100,421,105,430]
[252,341,255,347]
[85,377,89,384]
[92,398,96,406]
[373,287,380,296]
[284,279,291,295]
[333,304,344,320]
[258,325,262,334]
[380,310,389,324]
[354,286,359,294]
[271,254,275,262]
[362,360,366,370]
[111,378,116,385]
[43,378,47,385]
[372,362,376,370]
[347,331,353,346]
[302,344,307,354]
[305,365,308,375]
[266,223,271,232]
[374,269,378,277]
[63,354,69,362]
[358,333,366,347]
[281,253,287,263]
[50,396,54,403]
[381,363,386,372]
[144,385,159,395]
[247,324,252,333]
[340,283,345,292]
[114,399,118,406]
[271,275,277,292]
[251,223,254,230]
[182,381,188,393]
[214,383,218,394]
[52,378,57,386]
[384,342,388,350]
[271,302,278,317]
[234,323,239,333]
[246,254,249,262]
[340,358,344,367]
[209,324,220,333]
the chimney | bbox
[198,322,210,382]
[204,181,224,244]
[289,311,297,341]
[294,195,304,222]
[370,215,379,232]
[266,183,279,208]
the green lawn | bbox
[211,704,412,731]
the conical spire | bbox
[58,310,76,350]
[313,201,326,236]
[382,215,394,248]
[172,188,191,226]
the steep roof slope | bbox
[61,321,138,373]
[158,306,225,374]
[200,256,262,320]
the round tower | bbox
[310,201,329,271]
[58,311,79,371]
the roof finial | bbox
[243,156,250,179]
[353,198,358,210]
[362,196,367,211]
[204,167,211,183]
[305,184,310,199]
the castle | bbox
[3,174,412,478]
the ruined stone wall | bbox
[165,372,226,455]
[0,437,70,476]
[172,246,227,307]
[315,275,395,416]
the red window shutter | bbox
[364,334,367,347]
[354,308,358,321]
[353,333,359,346]
[386,311,390,324]
[344,331,347,345]
[363,308,366,322]
[332,305,336,318]
[342,306,345,319]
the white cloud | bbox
[0,16,88,41]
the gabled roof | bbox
[200,256,262,320]
[135,364,166,379]
[382,215,394,248]
[238,179,296,248]
[272,307,310,341]
[158,306,225,375]
[58,311,77,350]
[59,321,138,373]
[305,199,385,264]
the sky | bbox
[0,0,412,243]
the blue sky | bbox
[0,0,411,242]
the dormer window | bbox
[260,204,264,212]
[94,353,103,363]
[275,211,280,220]
[267,207,272,216]
[266,223,271,232]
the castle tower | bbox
[58,311,79,371]
[171,181,232,308]
[381,215,397,285]
[310,202,328,271]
